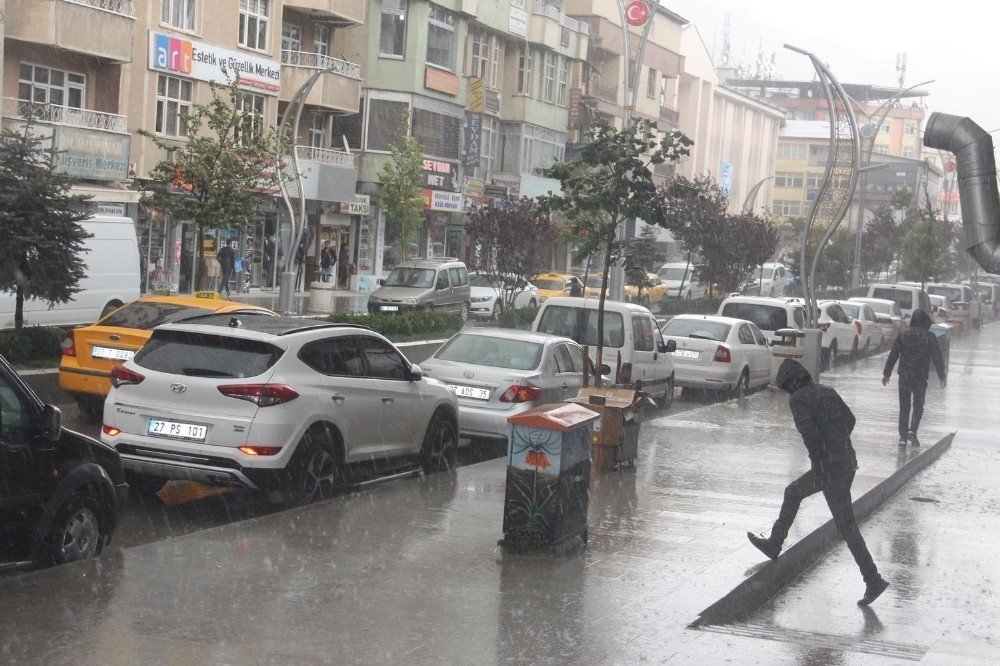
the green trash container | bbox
[499,403,600,554]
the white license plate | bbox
[92,345,135,361]
[448,384,491,400]
[672,349,700,359]
[379,305,400,312]
[147,418,208,441]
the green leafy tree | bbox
[898,218,952,285]
[859,206,902,284]
[625,224,665,301]
[139,78,281,291]
[814,228,856,292]
[0,118,91,330]
[377,109,424,263]
[537,118,692,374]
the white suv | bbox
[100,315,459,503]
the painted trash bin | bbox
[499,402,599,554]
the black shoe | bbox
[898,437,908,447]
[858,576,889,606]
[747,532,781,560]
[908,432,921,447]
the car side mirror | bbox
[378,278,386,287]
[41,404,62,443]
[663,339,677,353]
[408,364,423,382]
[903,313,911,320]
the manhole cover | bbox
[909,497,940,503]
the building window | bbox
[366,99,409,152]
[379,0,407,57]
[808,144,829,166]
[281,23,301,53]
[18,64,86,109]
[426,3,456,70]
[155,74,192,137]
[471,116,498,181]
[646,68,657,99]
[902,147,914,159]
[516,45,533,96]
[309,114,326,148]
[775,171,803,188]
[772,200,802,217]
[880,119,891,133]
[468,29,504,90]
[490,35,502,90]
[314,25,332,57]
[777,143,805,160]
[557,56,570,107]
[162,0,196,31]
[236,92,265,142]
[541,51,557,103]
[500,122,564,175]
[874,143,889,155]
[412,108,461,160]
[330,99,363,150]
[904,122,916,136]
[239,0,269,51]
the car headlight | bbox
[402,298,416,304]
[471,296,491,303]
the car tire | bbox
[99,300,123,320]
[528,298,537,308]
[490,301,504,321]
[459,301,469,323]
[289,427,343,505]
[126,472,167,498]
[420,409,458,473]
[655,374,675,409]
[38,493,105,566]
[825,341,839,370]
[732,369,750,399]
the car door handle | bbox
[331,394,346,404]
[381,397,394,404]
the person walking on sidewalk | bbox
[337,242,350,287]
[882,308,947,448]
[320,240,335,283]
[217,240,237,298]
[747,358,889,606]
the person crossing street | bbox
[882,308,947,447]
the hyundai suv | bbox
[100,315,459,504]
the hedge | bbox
[322,309,462,340]
[496,305,539,330]
[0,326,67,365]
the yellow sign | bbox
[194,291,221,300]
[468,77,485,113]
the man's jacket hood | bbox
[910,308,932,330]
[776,358,813,394]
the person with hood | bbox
[747,358,889,606]
[882,308,946,447]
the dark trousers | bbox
[219,267,234,295]
[898,378,927,438]
[769,468,879,584]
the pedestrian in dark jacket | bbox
[216,240,237,298]
[747,358,889,606]
[882,308,946,447]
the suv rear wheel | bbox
[290,427,343,505]
[420,409,457,472]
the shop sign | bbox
[568,88,582,129]
[509,7,528,37]
[335,194,370,216]
[422,159,458,190]
[148,31,281,95]
[423,189,463,212]
[463,112,482,168]
[484,183,509,198]
[468,77,485,113]
[53,127,130,182]
[424,67,459,96]
[96,203,126,216]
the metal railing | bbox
[2,98,129,134]
[584,80,619,104]
[62,0,136,18]
[280,51,362,80]
[531,1,584,33]
[295,145,356,167]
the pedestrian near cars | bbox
[320,240,335,283]
[747,358,889,607]
[882,308,946,447]
[338,242,350,287]
[217,240,237,298]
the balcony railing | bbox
[63,0,136,18]
[295,145,357,167]
[532,1,587,34]
[584,80,619,104]
[280,51,362,79]
[3,98,129,134]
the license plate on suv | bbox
[147,418,208,441]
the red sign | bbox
[625,0,650,26]
[945,160,957,172]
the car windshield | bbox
[468,274,498,288]
[840,304,860,318]
[929,295,946,306]
[872,287,912,310]
[927,286,963,302]
[435,334,543,371]
[100,302,214,330]
[662,319,730,342]
[658,267,691,281]
[534,279,564,290]
[383,267,435,288]
[135,329,283,378]
[759,268,775,279]
[585,275,603,288]
[720,302,790,331]
[536,305,625,348]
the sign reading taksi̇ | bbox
[148,31,281,95]
[422,159,458,190]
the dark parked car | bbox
[1,354,127,571]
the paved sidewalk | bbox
[0,327,991,664]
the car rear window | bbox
[534,279,564,290]
[927,286,964,302]
[100,302,213,329]
[435,334,543,371]
[872,288,912,310]
[720,303,790,331]
[863,301,891,315]
[134,330,283,378]
[661,318,731,342]
[840,304,860,318]
[536,305,625,348]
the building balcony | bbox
[659,105,679,127]
[279,51,362,115]
[530,2,588,50]
[282,0,364,26]
[6,0,135,63]
[284,145,358,202]
[3,98,128,134]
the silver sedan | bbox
[419,328,597,444]
[660,314,772,396]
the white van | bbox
[532,296,677,407]
[0,215,140,329]
[866,283,932,322]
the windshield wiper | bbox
[181,368,235,377]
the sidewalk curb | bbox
[690,431,956,628]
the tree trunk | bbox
[14,285,23,331]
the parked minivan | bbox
[866,283,932,322]
[532,297,677,407]
[0,215,140,329]
[368,257,471,322]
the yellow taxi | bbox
[624,273,669,306]
[532,272,586,301]
[59,292,275,419]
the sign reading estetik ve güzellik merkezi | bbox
[148,31,280,95]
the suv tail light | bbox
[218,384,300,407]
[854,319,862,335]
[238,446,282,456]
[713,345,732,363]
[818,322,831,332]
[499,385,542,403]
[619,362,633,383]
[110,365,144,388]
[61,331,76,357]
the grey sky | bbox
[667,1,1000,139]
